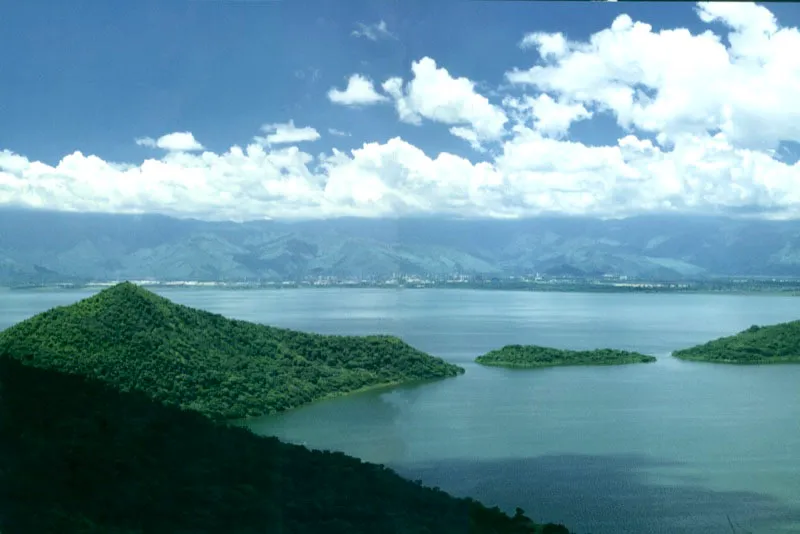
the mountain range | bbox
[3,207,800,284]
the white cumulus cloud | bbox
[503,94,592,138]
[3,2,800,222]
[135,132,204,152]
[506,2,800,151]
[381,57,508,149]
[328,74,388,106]
[254,121,321,146]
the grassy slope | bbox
[0,356,570,534]
[0,282,463,420]
[673,321,800,364]
[476,345,657,368]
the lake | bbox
[2,287,799,533]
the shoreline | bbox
[475,359,657,369]
[230,373,462,425]
[671,354,800,365]
[4,283,800,297]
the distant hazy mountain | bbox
[3,207,800,283]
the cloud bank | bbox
[2,2,800,221]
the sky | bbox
[2,1,800,221]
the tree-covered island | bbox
[673,320,800,364]
[476,345,657,368]
[0,282,464,420]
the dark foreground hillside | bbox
[0,282,463,420]
[0,356,570,534]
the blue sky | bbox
[1,1,800,221]
[3,0,793,163]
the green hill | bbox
[673,321,800,364]
[0,355,571,534]
[0,282,463,420]
[476,345,657,368]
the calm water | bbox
[2,287,800,533]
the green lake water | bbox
[3,288,799,533]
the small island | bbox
[476,345,657,368]
[673,321,800,364]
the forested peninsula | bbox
[673,320,800,363]
[476,345,657,368]
[0,282,463,420]
[0,356,570,533]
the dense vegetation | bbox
[0,282,463,420]
[673,321,800,363]
[0,356,571,534]
[476,345,657,368]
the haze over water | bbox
[3,288,799,533]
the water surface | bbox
[3,288,799,533]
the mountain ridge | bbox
[4,207,800,283]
